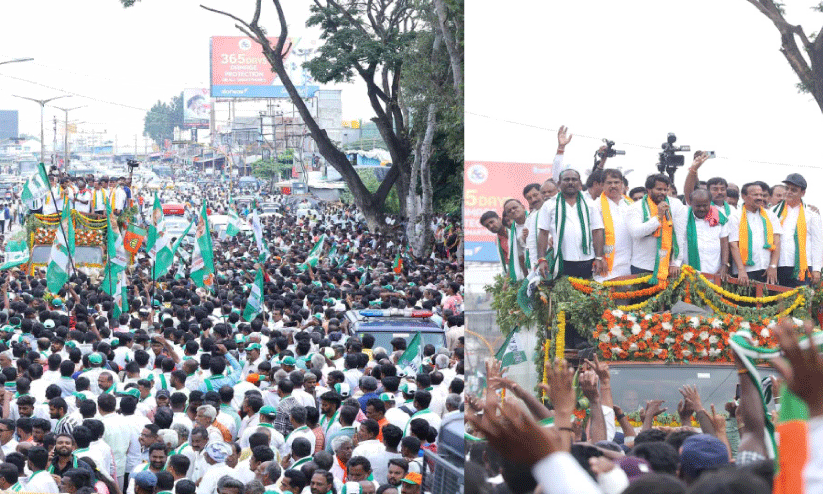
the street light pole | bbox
[12,94,69,165]
[53,106,84,175]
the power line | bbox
[0,72,149,112]
[466,111,823,171]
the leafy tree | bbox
[744,0,823,112]
[143,93,183,147]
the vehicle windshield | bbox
[356,329,445,352]
[31,245,103,265]
[607,363,778,415]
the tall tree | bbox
[744,0,823,113]
[143,93,183,146]
[201,0,416,230]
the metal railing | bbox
[423,449,464,494]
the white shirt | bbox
[525,209,542,272]
[679,210,730,275]
[282,426,316,458]
[728,207,783,273]
[531,452,601,494]
[773,203,823,272]
[23,470,59,493]
[351,439,385,461]
[196,462,234,494]
[626,197,686,271]
[75,189,92,214]
[538,194,604,262]
[593,195,633,281]
[101,412,134,476]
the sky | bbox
[0,0,371,150]
[466,0,823,196]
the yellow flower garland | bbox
[696,272,799,303]
[616,270,687,311]
[556,311,566,358]
[568,274,653,287]
[542,341,550,399]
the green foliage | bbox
[120,0,138,6]
[143,93,183,146]
[250,159,291,181]
[340,168,401,215]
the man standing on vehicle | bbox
[74,179,92,215]
[92,178,108,216]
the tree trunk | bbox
[406,103,437,258]
[433,0,462,92]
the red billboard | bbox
[210,36,294,98]
[464,160,553,262]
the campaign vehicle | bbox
[344,308,446,352]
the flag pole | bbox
[44,169,78,280]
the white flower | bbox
[760,328,770,339]
[617,333,628,343]
[610,326,622,338]
[612,310,625,318]
[644,314,653,321]
[700,331,709,341]
[662,322,673,330]
[665,337,676,344]
[767,320,777,329]
[740,321,751,330]
[711,319,723,329]
[631,324,642,336]
[629,343,638,352]
[626,314,637,323]
[654,348,663,355]
[709,348,722,357]
[793,317,804,326]
[611,346,621,354]
[682,350,692,357]
[699,349,708,357]
[599,333,611,343]
[683,331,694,342]
[645,330,653,340]
[709,335,719,344]
[690,317,700,328]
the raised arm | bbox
[683,151,709,206]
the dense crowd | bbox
[0,164,464,494]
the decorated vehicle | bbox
[487,265,806,427]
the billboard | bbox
[211,36,306,98]
[183,88,211,128]
[464,160,553,262]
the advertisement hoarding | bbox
[464,160,553,262]
[211,36,314,98]
[183,88,211,128]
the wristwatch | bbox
[594,256,603,261]
[769,264,777,269]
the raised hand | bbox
[772,318,823,417]
[557,126,573,149]
[679,384,704,413]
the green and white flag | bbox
[242,269,264,322]
[46,202,75,293]
[112,270,128,318]
[190,202,215,289]
[174,260,186,280]
[20,163,50,210]
[397,332,422,374]
[227,201,241,237]
[494,327,528,368]
[328,243,338,266]
[145,194,174,279]
[250,210,270,262]
[0,240,29,271]
[155,220,193,280]
[299,234,327,271]
[102,203,129,295]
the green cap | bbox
[259,406,277,418]
[246,343,262,351]
[120,388,140,399]
[281,356,296,366]
[88,353,103,365]
[379,392,395,402]
[235,334,247,343]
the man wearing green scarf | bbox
[681,189,729,279]
[627,174,685,279]
[683,151,736,221]
[536,169,606,279]
[502,199,528,281]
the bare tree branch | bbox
[433,0,462,91]
[200,4,254,31]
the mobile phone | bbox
[705,151,716,159]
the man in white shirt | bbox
[502,199,529,280]
[74,179,92,214]
[23,446,59,493]
[351,419,385,462]
[522,183,545,274]
[728,182,783,285]
[772,173,823,287]
[593,169,633,282]
[626,174,686,282]
[679,189,730,278]
[99,393,135,489]
[195,442,234,494]
[537,169,606,280]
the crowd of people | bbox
[480,126,822,288]
[0,163,465,494]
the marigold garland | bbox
[696,271,799,303]
[568,274,652,287]
[556,311,566,357]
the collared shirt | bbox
[679,212,729,275]
[274,395,301,436]
[537,195,604,262]
[593,195,633,281]
[626,198,686,270]
[198,353,242,393]
[774,203,823,272]
[728,207,784,272]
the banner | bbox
[463,160,553,262]
[210,36,316,98]
[183,88,211,129]
[124,225,146,256]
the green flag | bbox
[299,234,327,271]
[154,219,192,280]
[0,240,29,271]
[46,202,75,294]
[112,270,128,318]
[227,199,241,237]
[250,210,270,262]
[190,202,215,289]
[242,269,264,322]
[21,163,50,210]
[397,332,422,374]
[494,327,528,368]
[359,266,370,286]
[102,203,129,295]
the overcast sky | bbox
[466,0,823,196]
[0,0,370,148]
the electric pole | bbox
[12,94,69,165]
[53,106,84,175]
